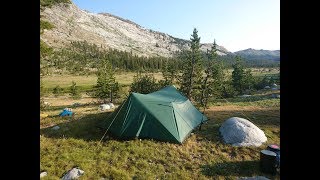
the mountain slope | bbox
[233,48,280,61]
[40,2,229,57]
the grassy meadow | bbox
[41,68,279,95]
[40,68,280,179]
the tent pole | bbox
[99,96,129,143]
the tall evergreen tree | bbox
[95,56,119,103]
[160,59,176,86]
[199,39,225,110]
[179,28,203,100]
[231,56,253,94]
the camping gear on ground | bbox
[100,85,208,144]
[59,108,73,117]
[260,150,277,174]
[100,104,111,111]
[107,102,115,108]
[267,144,280,168]
[52,126,60,130]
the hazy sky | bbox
[72,0,280,52]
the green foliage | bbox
[40,40,53,58]
[70,81,81,99]
[221,81,237,98]
[231,56,254,94]
[198,40,225,109]
[49,41,182,75]
[53,85,63,96]
[95,58,120,102]
[209,54,280,68]
[130,72,160,94]
[160,60,176,86]
[40,0,71,8]
[40,78,45,97]
[179,28,204,99]
[40,40,54,75]
[40,20,54,34]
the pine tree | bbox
[199,39,225,110]
[160,59,176,87]
[179,28,203,100]
[95,57,119,103]
[70,81,81,99]
[231,56,253,94]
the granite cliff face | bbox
[40,2,229,57]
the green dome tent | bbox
[101,85,208,144]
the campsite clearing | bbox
[40,91,280,179]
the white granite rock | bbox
[219,117,267,147]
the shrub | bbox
[53,85,63,96]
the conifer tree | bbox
[199,39,225,110]
[179,28,203,100]
[70,81,81,99]
[95,56,119,103]
[231,56,253,94]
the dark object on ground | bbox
[260,150,277,175]
[267,144,280,168]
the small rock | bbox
[52,126,60,130]
[264,86,270,89]
[40,171,47,178]
[61,167,84,180]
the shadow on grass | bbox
[41,104,279,144]
[40,112,112,141]
[215,92,280,104]
[201,160,278,178]
[45,102,101,111]
[194,107,280,142]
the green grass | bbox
[42,72,163,89]
[41,68,278,95]
[40,93,280,179]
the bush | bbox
[53,85,63,96]
[221,81,237,98]
[70,81,81,99]
[130,73,160,94]
[40,20,54,34]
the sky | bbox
[72,0,279,52]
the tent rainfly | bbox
[101,86,208,144]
